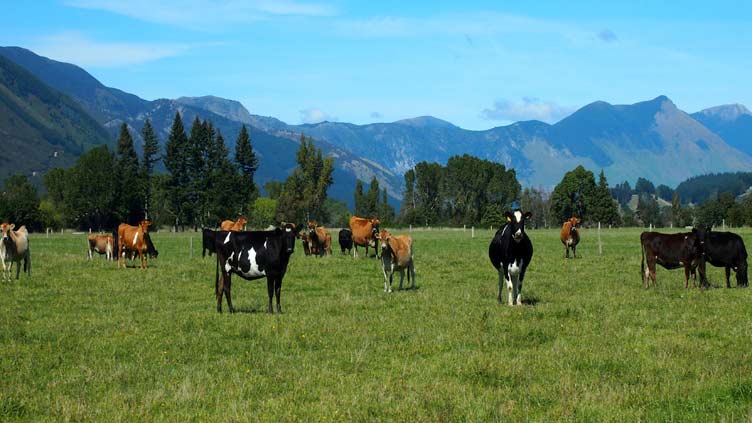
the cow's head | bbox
[369,219,381,246]
[237,216,247,229]
[505,210,532,242]
[693,225,710,250]
[569,217,580,234]
[378,230,391,250]
[139,219,152,233]
[1,223,14,246]
[281,223,298,254]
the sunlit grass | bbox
[1,227,751,421]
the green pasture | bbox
[1,227,751,421]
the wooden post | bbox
[190,237,193,259]
[409,224,412,232]
[471,226,475,238]
[723,219,726,230]
[598,222,602,256]
[463,224,466,232]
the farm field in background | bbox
[1,227,751,421]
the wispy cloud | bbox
[597,29,618,43]
[481,97,574,124]
[299,107,337,124]
[369,111,383,119]
[29,32,191,67]
[66,0,337,27]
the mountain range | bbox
[1,46,751,207]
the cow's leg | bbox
[275,277,283,314]
[398,269,405,290]
[223,274,234,313]
[15,259,21,280]
[266,277,275,314]
[572,245,577,259]
[216,271,224,313]
[684,265,690,289]
[565,245,569,259]
[382,265,391,293]
[518,262,528,306]
[725,267,731,288]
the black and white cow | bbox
[338,228,353,255]
[695,226,748,288]
[214,223,300,314]
[489,210,534,305]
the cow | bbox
[378,230,415,292]
[202,228,218,257]
[489,210,534,306]
[348,216,380,258]
[214,223,300,314]
[220,216,247,232]
[0,223,30,281]
[113,229,158,261]
[694,226,748,288]
[560,217,580,258]
[298,232,313,256]
[640,230,707,289]
[338,228,353,255]
[87,234,113,260]
[117,220,152,269]
[307,221,332,256]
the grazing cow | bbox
[214,223,300,314]
[307,221,332,256]
[87,234,113,260]
[378,230,415,292]
[114,229,158,262]
[117,220,152,269]
[338,228,353,255]
[220,216,247,232]
[640,230,707,289]
[560,217,581,258]
[0,223,30,281]
[694,226,748,288]
[348,216,380,258]
[488,210,534,306]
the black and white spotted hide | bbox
[214,224,299,314]
[488,210,534,306]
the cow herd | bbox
[0,208,748,313]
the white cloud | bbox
[29,32,190,67]
[299,107,337,124]
[66,0,337,27]
[481,97,574,124]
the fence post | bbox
[463,224,466,232]
[190,237,193,259]
[598,222,602,256]
[723,219,726,230]
[409,224,412,232]
[472,226,475,238]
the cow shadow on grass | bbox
[230,306,268,314]
[521,295,540,306]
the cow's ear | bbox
[524,212,533,220]
[504,212,513,222]
[9,223,14,230]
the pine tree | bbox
[276,135,334,222]
[380,188,395,224]
[140,119,160,213]
[354,179,364,216]
[115,122,143,222]
[235,125,259,212]
[164,112,189,230]
[366,177,380,217]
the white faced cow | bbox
[1,223,31,281]
[489,210,533,306]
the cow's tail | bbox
[215,254,222,300]
[25,242,31,276]
[641,242,646,283]
[738,260,748,287]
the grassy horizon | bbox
[1,227,751,421]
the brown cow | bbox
[348,216,380,258]
[0,223,30,281]
[560,217,580,258]
[220,216,247,231]
[378,230,415,292]
[87,234,114,260]
[307,221,332,256]
[640,230,707,289]
[117,220,152,269]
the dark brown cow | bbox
[117,220,152,269]
[87,234,113,260]
[220,216,247,232]
[640,230,707,289]
[348,216,380,258]
[1,223,30,281]
[560,217,580,258]
[307,221,332,256]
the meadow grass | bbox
[1,227,751,422]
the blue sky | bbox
[2,1,751,129]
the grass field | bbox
[1,227,751,421]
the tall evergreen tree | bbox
[589,170,620,225]
[276,135,334,222]
[164,112,190,230]
[380,188,395,224]
[140,119,160,214]
[115,122,143,222]
[354,179,365,216]
[365,177,380,217]
[235,124,259,212]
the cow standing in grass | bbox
[117,220,152,269]
[489,211,533,306]
[338,228,353,255]
[694,226,748,288]
[214,223,300,314]
[0,223,30,281]
[348,216,380,258]
[640,230,706,289]
[307,221,332,256]
[378,230,415,292]
[87,234,113,260]
[560,217,580,258]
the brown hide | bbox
[117,220,152,269]
[87,234,113,260]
